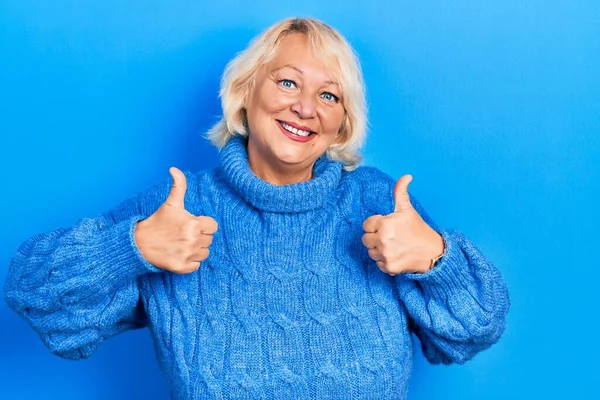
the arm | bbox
[3,177,173,360]
[397,194,511,365]
[358,168,510,365]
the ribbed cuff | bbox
[104,215,163,277]
[398,230,474,301]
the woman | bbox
[4,17,510,399]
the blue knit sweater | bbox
[5,136,510,399]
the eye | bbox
[320,92,340,103]
[278,79,297,89]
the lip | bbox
[278,120,315,132]
[276,120,317,143]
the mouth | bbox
[276,120,317,141]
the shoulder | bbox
[184,167,227,217]
[346,165,395,186]
[342,166,396,215]
[134,167,220,216]
[341,166,435,225]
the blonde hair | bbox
[207,17,367,170]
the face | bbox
[244,33,346,183]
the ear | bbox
[245,74,258,102]
[241,74,257,109]
[334,131,347,145]
[241,109,250,130]
[334,116,349,145]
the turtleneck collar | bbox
[219,135,343,213]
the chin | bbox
[271,147,310,166]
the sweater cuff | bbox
[398,230,474,301]
[93,215,163,284]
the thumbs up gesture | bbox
[134,167,218,274]
[362,175,445,275]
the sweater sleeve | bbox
[396,194,511,365]
[354,167,510,365]
[3,175,177,360]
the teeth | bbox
[280,121,311,137]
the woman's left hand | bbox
[362,175,445,275]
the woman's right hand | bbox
[134,167,218,274]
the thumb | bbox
[393,174,413,213]
[165,167,187,209]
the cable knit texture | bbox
[4,135,510,399]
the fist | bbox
[134,167,218,274]
[362,175,444,275]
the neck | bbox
[248,155,313,185]
[219,135,343,212]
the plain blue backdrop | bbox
[1,1,598,398]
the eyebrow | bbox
[274,64,339,86]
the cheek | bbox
[319,107,346,133]
[256,86,294,114]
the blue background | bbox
[1,1,598,398]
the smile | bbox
[276,120,317,143]
[278,120,314,137]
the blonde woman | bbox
[4,17,510,399]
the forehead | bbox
[268,33,342,85]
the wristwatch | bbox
[428,243,446,271]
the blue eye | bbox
[279,79,296,89]
[320,92,339,103]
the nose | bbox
[290,93,316,119]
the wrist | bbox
[416,232,445,274]
[133,220,150,258]
[428,233,446,269]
